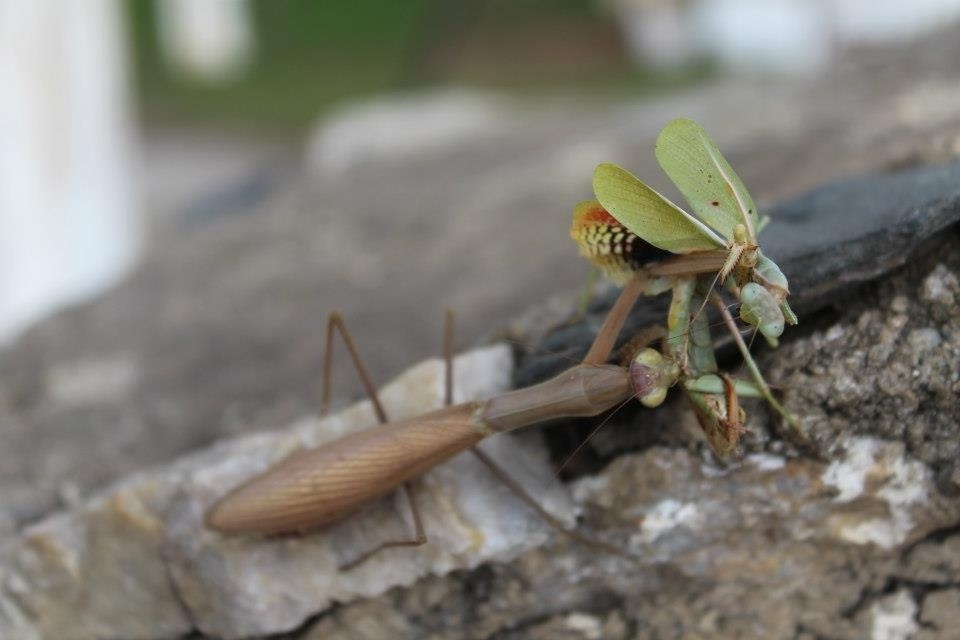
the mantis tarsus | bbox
[205,118,799,565]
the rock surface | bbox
[2,345,584,639]
[300,439,959,640]
[2,174,957,639]
[298,225,960,640]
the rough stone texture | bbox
[301,441,958,640]
[2,27,960,640]
[917,589,960,638]
[295,233,960,640]
[2,345,584,639]
[769,239,960,478]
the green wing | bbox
[593,163,724,254]
[654,118,760,242]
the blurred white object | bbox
[833,0,960,43]
[156,0,254,82]
[691,0,831,75]
[0,0,141,344]
[306,91,504,178]
[610,0,960,75]
[610,0,696,69]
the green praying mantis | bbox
[571,117,800,455]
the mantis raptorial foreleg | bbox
[582,273,647,365]
[666,277,697,372]
[663,275,745,454]
[688,279,720,376]
[666,276,717,377]
[686,372,746,457]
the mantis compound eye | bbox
[629,348,680,408]
[740,282,785,344]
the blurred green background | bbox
[128,0,706,131]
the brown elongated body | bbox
[205,364,632,535]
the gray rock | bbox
[2,345,584,639]
[303,441,958,639]
[298,234,960,638]
[769,243,960,474]
[918,589,960,638]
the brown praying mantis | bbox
[205,118,798,566]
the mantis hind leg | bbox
[337,482,427,571]
[468,446,636,560]
[321,311,428,570]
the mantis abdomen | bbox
[205,403,487,535]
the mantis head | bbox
[629,348,681,408]
[739,252,797,346]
